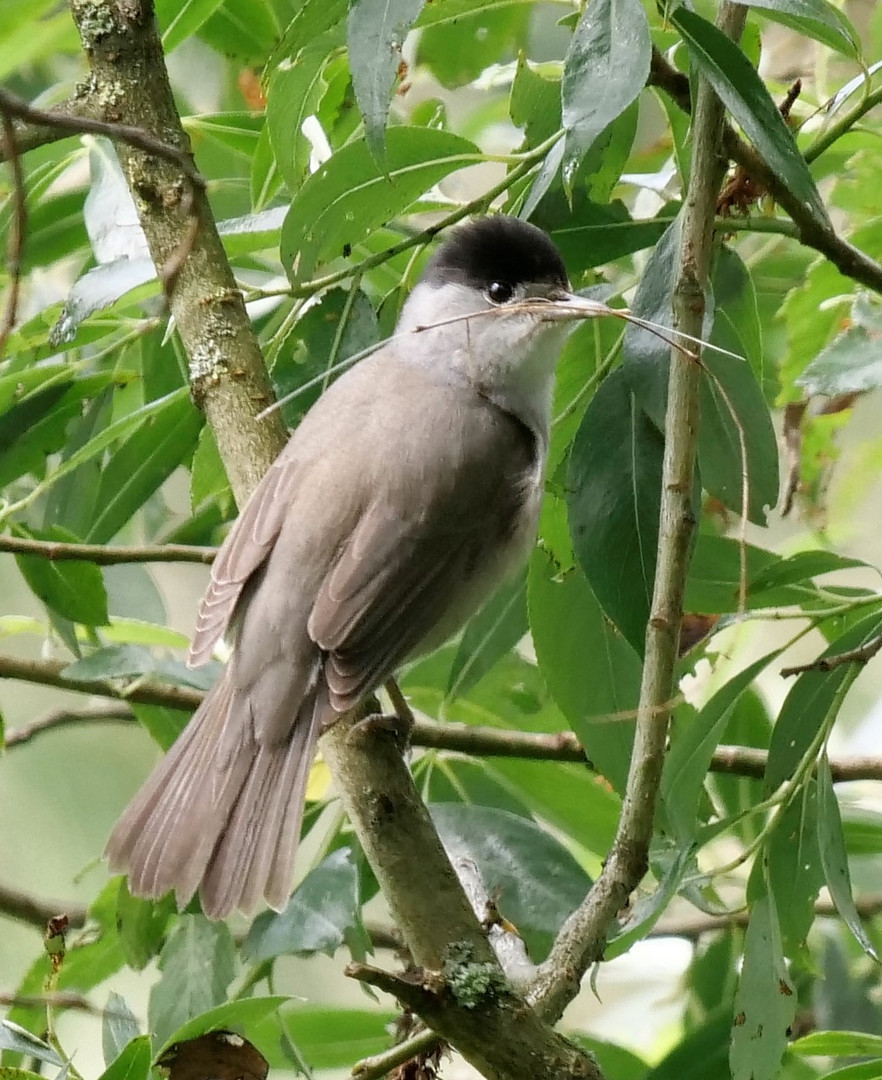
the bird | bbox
[105,215,594,919]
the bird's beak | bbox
[526,286,613,323]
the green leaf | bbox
[157,0,225,52]
[798,329,882,397]
[86,392,203,543]
[765,778,824,960]
[731,0,860,59]
[429,802,591,935]
[528,543,640,794]
[730,893,797,1080]
[116,881,177,970]
[347,0,425,159]
[765,608,882,792]
[102,992,140,1068]
[250,1005,396,1071]
[190,426,233,514]
[270,288,380,427]
[446,572,527,700]
[130,703,191,751]
[698,348,779,524]
[14,525,109,626]
[154,998,289,1058]
[266,35,344,195]
[546,203,674,273]
[622,216,695,427]
[817,755,880,961]
[561,0,651,183]
[671,8,828,226]
[21,389,191,510]
[0,1023,63,1067]
[605,845,692,958]
[817,1064,882,1080]
[96,1035,151,1080]
[243,849,360,962]
[280,128,480,282]
[265,0,348,72]
[566,366,665,654]
[791,1030,882,1057]
[148,917,237,1050]
[661,652,780,846]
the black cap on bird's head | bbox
[422,216,569,295]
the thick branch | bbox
[528,4,745,1025]
[66,0,287,499]
[345,962,601,1080]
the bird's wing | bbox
[188,457,300,666]
[308,409,537,711]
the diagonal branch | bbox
[647,46,882,296]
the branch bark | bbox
[648,47,882,296]
[66,0,286,500]
[527,3,747,1025]
[7,662,882,782]
[0,534,216,564]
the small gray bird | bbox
[106,216,592,919]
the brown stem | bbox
[0,534,216,564]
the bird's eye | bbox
[487,281,514,304]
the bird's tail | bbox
[105,671,323,919]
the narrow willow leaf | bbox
[430,802,591,936]
[96,1035,151,1080]
[766,779,824,960]
[86,393,202,542]
[566,366,664,654]
[672,8,829,226]
[730,0,860,59]
[266,35,343,194]
[730,892,797,1080]
[446,572,527,700]
[561,0,650,184]
[765,608,882,792]
[817,756,880,960]
[347,0,425,159]
[661,652,780,846]
[14,524,109,626]
[102,992,140,1068]
[528,540,640,794]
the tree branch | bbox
[66,0,287,501]
[0,534,217,564]
[6,662,882,782]
[527,3,746,1026]
[0,882,87,930]
[647,46,882,296]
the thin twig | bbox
[781,632,882,678]
[0,882,88,930]
[0,107,26,359]
[0,534,217,564]
[5,702,136,748]
[0,86,204,189]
